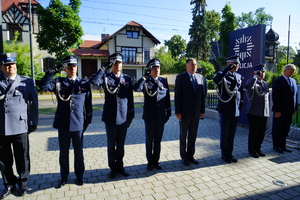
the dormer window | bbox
[127,31,139,39]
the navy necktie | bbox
[288,78,294,92]
[190,75,196,90]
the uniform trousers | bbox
[272,112,292,149]
[105,122,127,170]
[179,117,200,160]
[247,114,267,153]
[58,130,84,180]
[144,120,164,165]
[0,133,30,187]
[219,114,238,157]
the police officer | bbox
[89,53,134,179]
[0,53,38,198]
[38,55,92,188]
[213,55,243,163]
[245,64,269,158]
[132,58,171,170]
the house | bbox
[1,0,54,71]
[72,21,161,82]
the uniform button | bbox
[72,104,74,106]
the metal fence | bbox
[206,92,218,109]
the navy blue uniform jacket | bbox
[132,76,171,123]
[0,74,38,135]
[213,69,243,117]
[39,72,92,132]
[89,69,134,125]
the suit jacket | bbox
[89,69,134,125]
[132,76,171,123]
[272,75,298,115]
[39,72,92,132]
[245,78,270,117]
[213,69,243,117]
[0,74,38,135]
[175,72,206,119]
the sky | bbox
[38,0,300,51]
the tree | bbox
[187,0,220,61]
[277,45,296,63]
[3,32,41,77]
[164,35,186,59]
[155,46,176,74]
[36,0,83,63]
[219,3,236,59]
[236,7,273,29]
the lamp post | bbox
[265,28,279,72]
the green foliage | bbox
[277,45,296,63]
[220,4,236,57]
[199,60,215,79]
[3,31,41,77]
[164,35,187,59]
[154,46,176,74]
[172,58,187,74]
[36,0,83,63]
[236,7,273,29]
[187,1,220,61]
[206,79,215,89]
[216,56,226,67]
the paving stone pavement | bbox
[1,113,300,199]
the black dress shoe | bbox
[282,148,292,153]
[274,147,283,153]
[18,186,28,196]
[118,169,129,177]
[109,170,117,179]
[188,158,199,164]
[229,156,238,163]
[153,163,162,170]
[0,185,15,199]
[249,152,259,158]
[147,164,153,170]
[221,156,231,163]
[55,179,67,189]
[182,159,189,166]
[75,178,84,186]
[257,152,265,157]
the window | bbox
[8,24,22,41]
[43,57,55,72]
[126,31,139,39]
[144,49,150,64]
[122,47,136,63]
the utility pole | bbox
[287,15,291,65]
[29,0,35,81]
[0,0,3,53]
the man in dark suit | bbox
[245,64,269,158]
[0,53,38,198]
[175,58,206,166]
[89,53,134,179]
[132,58,171,170]
[272,64,298,153]
[213,55,243,164]
[39,55,93,188]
